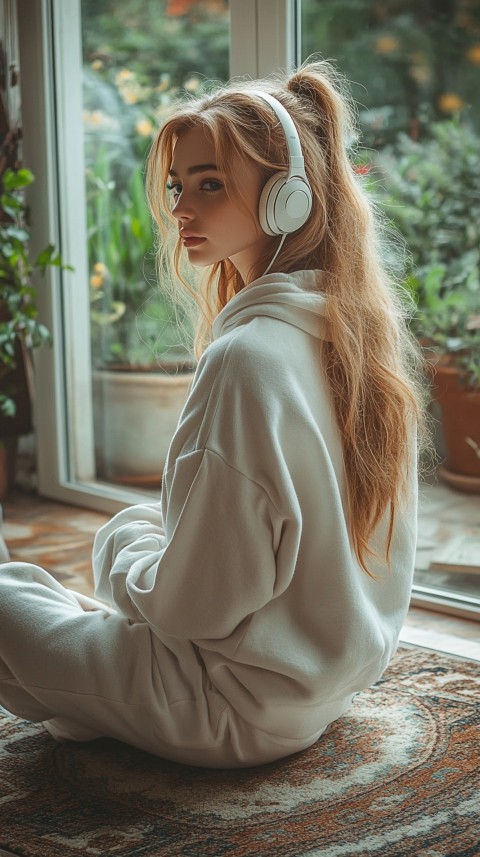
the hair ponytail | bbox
[287,61,427,573]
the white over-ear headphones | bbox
[248,90,313,237]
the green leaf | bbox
[2,167,34,191]
[0,394,16,418]
[34,244,56,267]
[1,193,22,213]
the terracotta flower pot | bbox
[428,362,480,492]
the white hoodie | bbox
[93,270,417,760]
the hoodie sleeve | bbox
[94,448,287,640]
[92,503,167,619]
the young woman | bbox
[0,62,426,768]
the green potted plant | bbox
[81,56,221,487]
[407,266,480,490]
[87,154,195,487]
[0,167,64,499]
[374,120,480,491]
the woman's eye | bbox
[166,182,182,200]
[202,180,223,192]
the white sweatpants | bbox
[0,563,314,768]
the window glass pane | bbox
[300,1,480,614]
[80,0,230,490]
[301,1,480,146]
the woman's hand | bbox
[68,590,116,614]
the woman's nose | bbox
[172,194,193,221]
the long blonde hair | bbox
[146,60,427,573]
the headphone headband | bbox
[248,90,305,177]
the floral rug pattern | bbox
[0,647,479,856]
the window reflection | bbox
[80,0,229,486]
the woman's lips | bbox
[182,236,206,248]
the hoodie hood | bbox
[212,270,331,342]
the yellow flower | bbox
[184,76,200,92]
[91,110,105,126]
[438,92,465,113]
[157,73,171,93]
[409,65,431,84]
[93,262,108,275]
[136,118,154,137]
[467,44,480,65]
[121,91,139,105]
[91,59,104,71]
[375,35,399,54]
[115,69,135,85]
[90,274,104,289]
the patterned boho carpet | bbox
[0,647,479,857]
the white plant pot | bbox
[92,368,194,486]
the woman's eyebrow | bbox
[169,163,219,177]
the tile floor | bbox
[1,476,479,662]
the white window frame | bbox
[18,0,299,513]
[230,0,299,78]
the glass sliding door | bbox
[32,0,295,511]
[81,0,230,492]
[32,0,231,510]
[299,0,480,618]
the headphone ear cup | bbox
[259,172,313,236]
